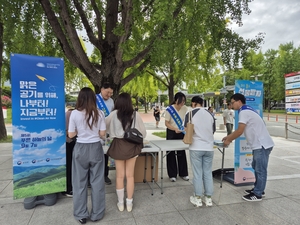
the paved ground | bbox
[1,113,300,224]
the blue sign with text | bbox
[11,54,66,199]
[233,80,263,184]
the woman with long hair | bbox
[164,92,189,182]
[68,87,106,224]
[106,93,146,212]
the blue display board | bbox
[11,54,66,199]
[233,80,263,184]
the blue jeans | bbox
[252,146,273,197]
[189,150,214,197]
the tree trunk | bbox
[168,67,175,105]
[0,21,8,140]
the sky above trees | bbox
[230,0,300,52]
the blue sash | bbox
[166,105,185,134]
[96,94,110,117]
[238,105,258,115]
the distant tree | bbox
[274,43,300,102]
[262,49,278,111]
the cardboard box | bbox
[134,153,159,183]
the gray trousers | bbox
[72,142,105,221]
[226,123,233,135]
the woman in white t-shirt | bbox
[184,96,215,207]
[68,87,106,224]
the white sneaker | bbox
[126,198,133,212]
[117,202,124,212]
[170,177,176,182]
[203,196,213,206]
[190,195,202,207]
[181,176,189,181]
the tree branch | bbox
[39,0,79,67]
[120,57,151,88]
[116,0,133,65]
[146,70,169,88]
[73,0,103,51]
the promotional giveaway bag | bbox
[183,111,194,144]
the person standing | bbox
[208,106,215,117]
[106,93,146,212]
[153,106,161,128]
[223,102,234,135]
[62,106,76,197]
[222,93,274,202]
[184,96,215,207]
[68,87,106,224]
[96,82,114,185]
[165,92,189,182]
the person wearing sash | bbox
[164,92,189,182]
[222,93,274,202]
[96,82,114,185]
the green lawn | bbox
[152,131,166,138]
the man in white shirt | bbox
[223,103,234,135]
[97,82,114,185]
[223,93,274,202]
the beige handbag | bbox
[183,111,194,144]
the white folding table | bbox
[150,140,227,194]
[150,140,189,194]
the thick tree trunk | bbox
[0,21,8,140]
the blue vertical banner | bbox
[234,80,263,184]
[11,54,66,199]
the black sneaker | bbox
[242,193,262,202]
[78,218,87,224]
[244,188,265,197]
[105,176,112,185]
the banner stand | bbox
[222,172,254,186]
[213,168,254,186]
[24,193,57,209]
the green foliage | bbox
[152,131,166,139]
[1,86,11,97]
[122,71,158,112]
[0,135,12,143]
[222,42,300,110]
